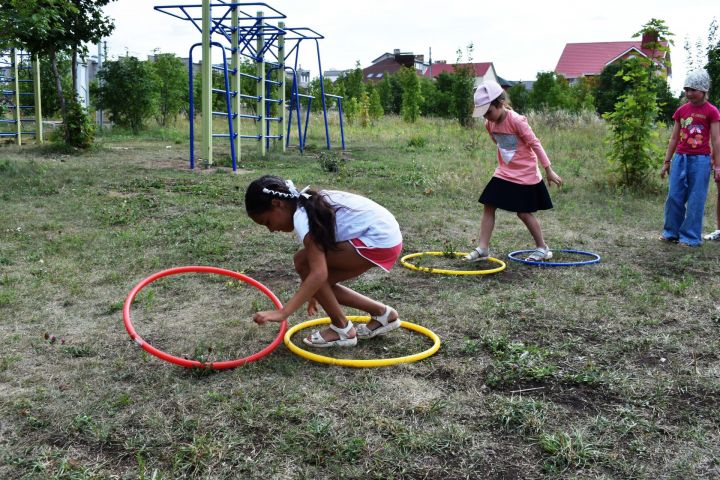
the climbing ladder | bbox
[0,49,43,144]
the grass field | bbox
[1,114,719,479]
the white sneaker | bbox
[703,229,720,241]
[526,247,553,261]
[464,247,489,262]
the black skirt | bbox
[478,177,553,213]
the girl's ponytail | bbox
[245,175,338,251]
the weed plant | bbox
[1,114,719,479]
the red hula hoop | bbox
[123,266,287,369]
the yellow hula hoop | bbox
[284,316,441,368]
[400,251,506,275]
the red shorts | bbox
[350,239,403,272]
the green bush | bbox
[62,100,95,149]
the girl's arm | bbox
[661,121,681,179]
[710,121,720,182]
[516,119,551,168]
[252,235,328,324]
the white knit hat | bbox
[684,69,710,92]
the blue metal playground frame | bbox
[154,2,346,171]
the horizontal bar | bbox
[238,72,260,80]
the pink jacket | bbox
[485,110,551,185]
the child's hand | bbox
[307,297,318,316]
[252,309,287,325]
[546,169,563,187]
[714,167,720,183]
[660,162,671,179]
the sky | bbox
[102,0,719,95]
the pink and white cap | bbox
[472,80,504,117]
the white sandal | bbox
[526,246,553,261]
[303,321,357,348]
[356,306,401,339]
[464,247,489,262]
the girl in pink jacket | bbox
[465,80,563,262]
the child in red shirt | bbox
[660,69,720,246]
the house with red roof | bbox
[362,49,426,82]
[423,62,498,87]
[362,49,500,87]
[555,32,671,82]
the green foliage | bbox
[357,90,370,127]
[604,19,672,187]
[38,53,71,117]
[151,53,188,126]
[94,56,160,134]
[449,65,474,126]
[376,74,402,115]
[62,99,95,149]
[0,0,116,145]
[397,66,422,123]
[507,83,529,113]
[367,86,384,121]
[594,60,678,123]
[334,64,364,102]
[343,97,360,125]
[526,73,595,114]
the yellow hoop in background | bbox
[400,251,506,275]
[284,316,441,368]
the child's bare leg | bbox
[517,212,547,248]
[308,282,355,342]
[715,187,720,230]
[331,284,397,330]
[294,242,377,341]
[478,205,496,249]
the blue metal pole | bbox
[314,39,331,149]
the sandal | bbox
[525,246,553,261]
[704,229,720,241]
[356,305,401,339]
[464,247,489,262]
[303,321,357,348]
[659,235,679,244]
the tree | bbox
[508,83,529,114]
[0,0,116,145]
[604,19,673,187]
[93,57,159,134]
[335,63,364,102]
[594,60,677,122]
[366,84,384,121]
[397,67,422,123]
[376,74,402,115]
[151,53,188,126]
[450,43,476,126]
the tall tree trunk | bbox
[49,49,67,125]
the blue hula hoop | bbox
[507,249,601,267]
